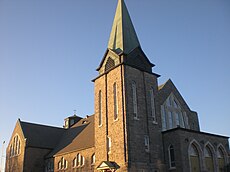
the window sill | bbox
[134,117,140,121]
[114,118,118,122]
[73,165,84,169]
[10,154,20,158]
[145,150,150,153]
[169,167,176,170]
[152,121,158,125]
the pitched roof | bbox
[47,115,94,157]
[97,161,120,170]
[108,0,140,54]
[20,120,65,149]
[157,79,192,111]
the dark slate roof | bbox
[47,115,95,157]
[20,120,65,149]
[162,127,229,138]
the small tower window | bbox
[169,145,176,168]
[98,90,102,126]
[132,81,138,119]
[107,137,111,154]
[113,83,118,120]
[144,135,150,152]
[150,88,156,122]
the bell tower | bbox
[94,0,163,171]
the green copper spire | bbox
[108,0,140,54]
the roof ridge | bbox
[20,120,64,130]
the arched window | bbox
[77,153,81,166]
[189,144,201,172]
[217,147,225,172]
[161,94,187,131]
[73,157,77,168]
[58,157,68,170]
[150,88,156,122]
[204,146,214,172]
[74,153,85,167]
[132,81,138,119]
[91,153,95,165]
[113,83,118,120]
[9,135,21,157]
[168,145,175,168]
[98,90,102,126]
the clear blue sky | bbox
[0,0,230,158]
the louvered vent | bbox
[105,57,115,72]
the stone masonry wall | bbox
[54,147,95,172]
[5,121,26,172]
[124,65,165,171]
[24,147,51,172]
[163,129,229,172]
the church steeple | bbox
[108,0,140,54]
[96,0,157,74]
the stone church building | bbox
[5,0,230,172]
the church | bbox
[5,0,230,172]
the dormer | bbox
[63,115,82,129]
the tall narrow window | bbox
[217,147,225,172]
[98,90,102,126]
[204,146,214,172]
[189,144,201,172]
[91,154,95,165]
[175,112,180,126]
[144,135,150,152]
[179,112,185,128]
[168,111,173,129]
[73,157,77,168]
[10,135,21,157]
[169,145,176,168]
[81,156,85,166]
[58,157,68,170]
[113,83,118,120]
[161,105,167,131]
[150,88,156,122]
[184,112,190,129]
[77,153,81,166]
[132,81,138,119]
